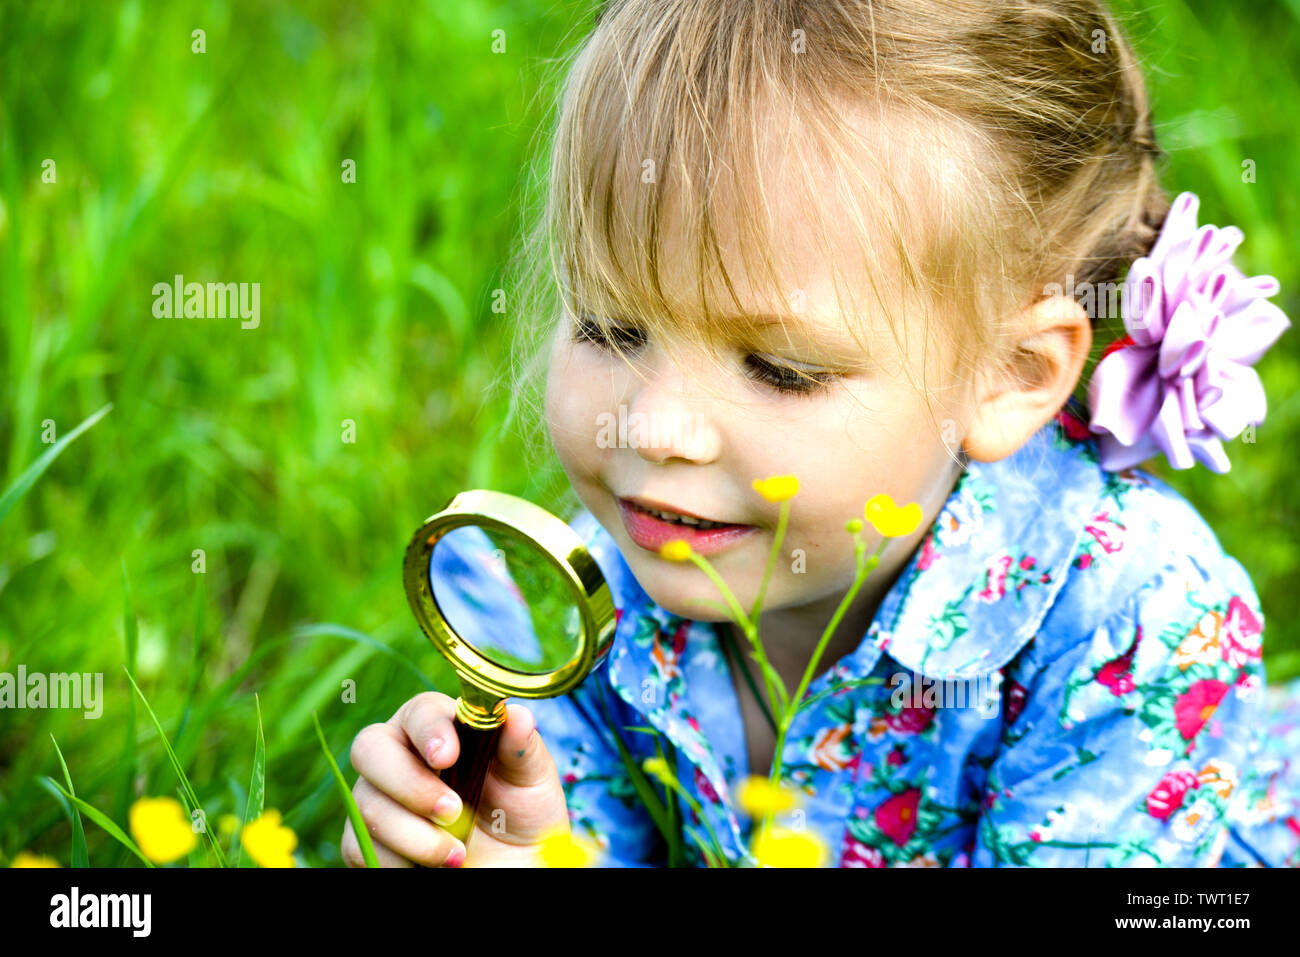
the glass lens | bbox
[429,524,583,674]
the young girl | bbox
[343,0,1298,867]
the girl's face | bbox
[544,220,973,626]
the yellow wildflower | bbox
[129,796,199,864]
[751,825,830,868]
[11,850,61,868]
[217,813,240,838]
[659,540,693,562]
[752,475,799,503]
[240,809,297,868]
[864,493,923,538]
[734,776,801,817]
[537,824,601,867]
[641,756,675,787]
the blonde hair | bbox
[502,0,1169,475]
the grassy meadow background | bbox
[1,0,1298,867]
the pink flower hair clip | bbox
[1087,191,1291,473]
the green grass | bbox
[0,0,587,868]
[0,0,1297,867]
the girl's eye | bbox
[573,313,648,352]
[574,311,836,396]
[743,354,838,395]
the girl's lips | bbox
[616,498,759,556]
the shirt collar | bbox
[573,396,1107,685]
[856,396,1106,679]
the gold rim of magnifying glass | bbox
[402,490,617,711]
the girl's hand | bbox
[341,691,570,867]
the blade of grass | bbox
[312,711,378,868]
[590,685,678,843]
[36,777,78,853]
[0,402,112,525]
[653,736,686,868]
[114,561,140,824]
[47,735,89,867]
[43,777,153,868]
[224,774,248,859]
[237,693,266,868]
[685,825,724,867]
[122,666,228,867]
[181,784,207,868]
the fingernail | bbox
[446,845,466,868]
[426,736,445,765]
[432,794,461,826]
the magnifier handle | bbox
[438,712,505,849]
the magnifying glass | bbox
[402,489,617,855]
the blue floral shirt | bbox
[472,399,1300,867]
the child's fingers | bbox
[352,777,467,868]
[340,817,414,868]
[350,723,463,825]
[490,703,551,789]
[386,691,461,770]
[472,704,568,845]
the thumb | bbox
[492,703,555,788]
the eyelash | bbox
[572,314,837,396]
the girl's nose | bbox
[622,345,725,465]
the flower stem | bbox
[756,533,888,847]
[688,550,789,714]
[749,500,790,622]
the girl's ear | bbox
[962,294,1092,463]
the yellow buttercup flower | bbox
[129,796,199,864]
[240,809,297,868]
[751,825,830,868]
[537,824,601,867]
[641,756,676,787]
[734,776,801,817]
[659,540,693,562]
[864,493,923,538]
[752,475,799,503]
[11,850,60,868]
[217,813,240,838]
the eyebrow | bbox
[607,309,833,345]
[731,312,876,355]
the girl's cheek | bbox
[545,353,587,425]
[546,383,605,473]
